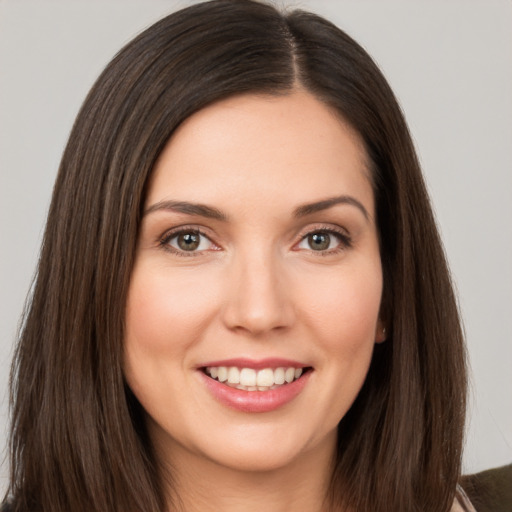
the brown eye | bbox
[307,232,331,251]
[177,232,200,251]
[165,230,214,254]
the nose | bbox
[221,248,295,336]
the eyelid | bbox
[295,223,351,240]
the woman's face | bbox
[124,90,384,473]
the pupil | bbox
[309,232,330,251]
[178,232,200,251]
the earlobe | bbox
[375,321,387,344]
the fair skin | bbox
[124,89,384,512]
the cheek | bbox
[124,264,219,355]
[122,263,222,419]
[297,262,383,347]
[278,259,383,439]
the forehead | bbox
[146,90,373,215]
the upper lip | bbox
[197,357,310,370]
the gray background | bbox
[1,0,511,491]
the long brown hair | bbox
[7,1,466,511]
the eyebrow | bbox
[293,195,369,220]
[144,194,369,222]
[143,200,228,221]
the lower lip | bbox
[200,370,311,413]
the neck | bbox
[158,433,337,512]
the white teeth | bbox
[217,366,228,382]
[274,367,285,385]
[256,368,274,387]
[240,368,257,387]
[205,365,307,391]
[227,367,240,384]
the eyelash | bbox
[159,225,352,256]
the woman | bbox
[4,1,475,510]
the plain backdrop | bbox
[1,0,511,492]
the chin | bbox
[185,421,337,475]
[209,443,304,473]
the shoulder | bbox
[451,485,477,512]
[460,463,512,512]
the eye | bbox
[162,229,216,254]
[296,229,351,253]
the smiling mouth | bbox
[203,366,312,392]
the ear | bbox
[375,319,387,344]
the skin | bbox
[124,89,385,512]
